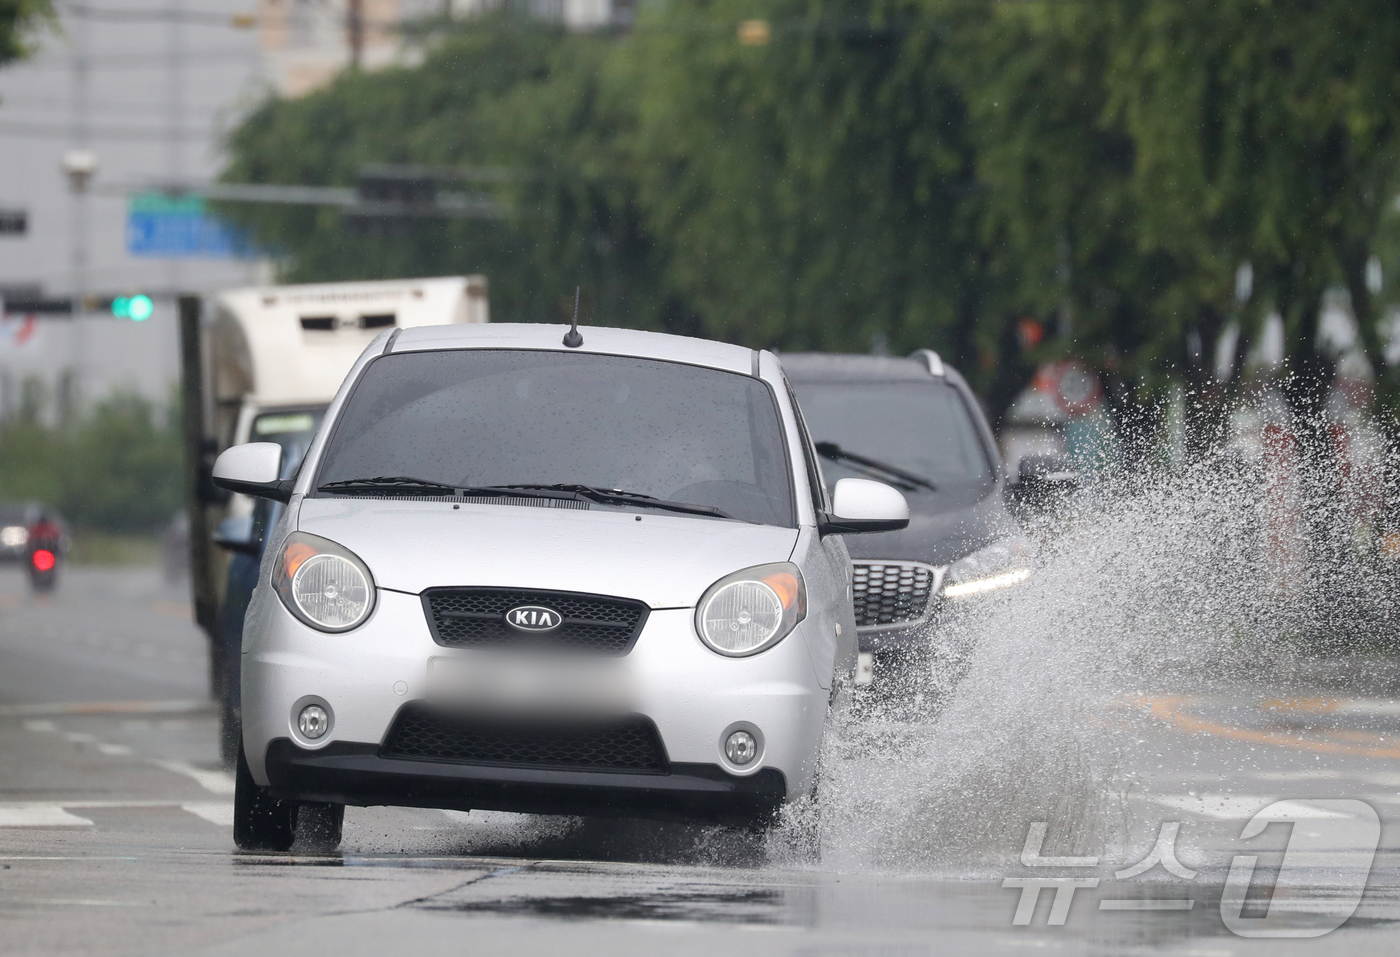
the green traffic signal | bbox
[110,294,154,321]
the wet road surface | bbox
[1,566,1399,955]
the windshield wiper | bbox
[318,478,737,519]
[318,476,458,495]
[501,484,734,520]
[814,442,937,492]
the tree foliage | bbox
[0,391,183,533]
[0,0,50,66]
[219,1,1400,420]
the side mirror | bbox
[819,478,910,535]
[212,443,293,503]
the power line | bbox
[17,48,257,69]
[0,96,240,115]
[0,120,218,141]
[58,2,255,25]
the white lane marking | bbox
[1249,770,1345,781]
[150,759,235,795]
[0,800,210,810]
[22,719,56,733]
[0,700,211,718]
[12,900,146,907]
[96,743,133,756]
[0,807,94,827]
[0,857,139,861]
[181,803,234,827]
[62,732,95,744]
[1152,795,1358,821]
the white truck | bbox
[178,276,488,761]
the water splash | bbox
[780,422,1398,876]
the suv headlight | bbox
[696,562,806,657]
[273,531,376,632]
[943,536,1032,598]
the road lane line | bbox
[1144,696,1400,760]
[0,800,213,810]
[181,803,234,827]
[150,759,236,795]
[6,900,147,907]
[1151,794,1361,821]
[0,857,139,861]
[0,807,94,827]
[0,700,212,717]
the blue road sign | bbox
[126,193,254,258]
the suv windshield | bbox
[790,381,992,491]
[315,350,795,527]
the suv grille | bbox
[381,706,668,773]
[423,588,649,654]
[852,561,937,628]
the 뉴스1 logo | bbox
[505,605,563,632]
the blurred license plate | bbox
[425,655,632,715]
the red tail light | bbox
[31,549,55,572]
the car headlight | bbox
[942,536,1032,598]
[696,562,806,657]
[273,531,375,632]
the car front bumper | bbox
[241,588,830,815]
[263,738,787,824]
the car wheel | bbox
[296,803,344,851]
[233,743,296,851]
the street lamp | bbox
[61,149,98,193]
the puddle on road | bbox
[421,888,790,924]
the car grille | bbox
[852,561,937,628]
[422,588,649,654]
[380,705,668,773]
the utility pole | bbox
[65,8,93,421]
[168,0,186,295]
[348,0,364,69]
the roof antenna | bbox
[563,286,583,348]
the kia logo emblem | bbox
[505,605,563,632]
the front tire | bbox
[233,743,296,851]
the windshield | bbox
[314,350,795,527]
[252,408,327,480]
[790,381,992,491]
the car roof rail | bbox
[910,349,945,377]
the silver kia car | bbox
[213,322,909,850]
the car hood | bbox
[295,497,800,608]
[844,482,1017,566]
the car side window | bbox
[784,377,829,516]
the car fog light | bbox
[725,730,757,766]
[298,704,329,739]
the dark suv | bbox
[781,351,1029,674]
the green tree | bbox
[0,391,183,533]
[220,18,672,328]
[616,0,997,358]
[0,0,50,67]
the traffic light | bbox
[111,295,154,321]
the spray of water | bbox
[778,405,1398,876]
